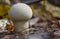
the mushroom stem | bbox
[14,21,29,39]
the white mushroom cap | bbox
[8,3,32,21]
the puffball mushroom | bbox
[8,3,32,39]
